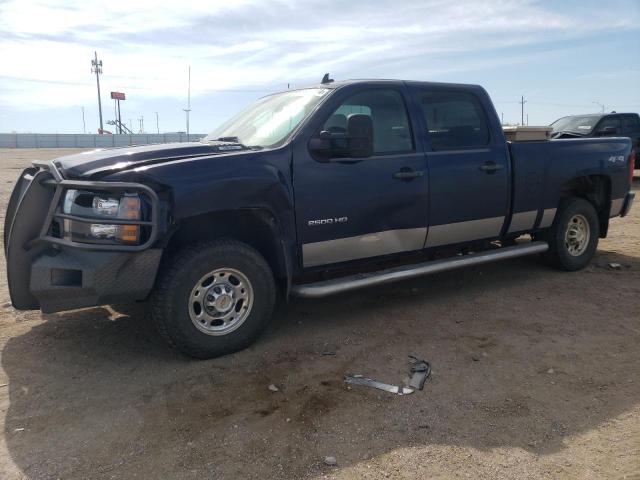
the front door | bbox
[410,86,510,247]
[292,85,429,268]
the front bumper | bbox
[5,162,162,313]
[620,192,635,217]
[30,247,162,313]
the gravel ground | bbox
[0,148,639,480]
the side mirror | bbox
[308,130,332,161]
[346,114,373,158]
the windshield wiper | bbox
[209,136,264,151]
[216,136,240,143]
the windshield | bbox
[203,88,329,148]
[550,115,600,134]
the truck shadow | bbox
[2,249,639,478]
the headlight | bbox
[62,190,143,244]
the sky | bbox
[0,0,639,134]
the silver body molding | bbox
[292,242,549,298]
[507,210,537,233]
[610,197,625,217]
[302,227,426,267]
[425,216,504,248]
[538,208,557,228]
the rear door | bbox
[410,86,511,248]
[292,85,429,268]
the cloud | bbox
[0,0,638,112]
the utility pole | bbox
[155,112,159,134]
[183,66,191,140]
[519,95,527,126]
[81,106,86,134]
[592,101,605,114]
[138,116,144,133]
[91,51,104,132]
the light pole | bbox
[155,112,159,134]
[81,106,86,133]
[592,101,605,114]
[183,66,191,140]
[91,52,104,132]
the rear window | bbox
[622,115,640,132]
[417,91,490,150]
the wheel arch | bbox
[163,208,293,289]
[559,174,612,238]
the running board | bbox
[291,241,549,298]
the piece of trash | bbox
[609,263,622,270]
[321,351,336,356]
[547,368,554,374]
[0,383,7,388]
[345,375,414,395]
[407,356,432,390]
[13,428,24,432]
[324,456,337,466]
[268,384,279,392]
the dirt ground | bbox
[0,148,638,480]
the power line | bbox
[519,95,527,125]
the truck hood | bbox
[52,141,250,179]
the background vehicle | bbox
[551,112,640,168]
[5,80,636,358]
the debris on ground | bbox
[345,356,431,395]
[547,368,554,374]
[608,263,622,270]
[324,456,337,466]
[408,356,432,390]
[268,384,279,392]
[345,375,414,395]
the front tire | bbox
[151,239,276,359]
[542,197,599,271]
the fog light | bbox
[90,224,118,239]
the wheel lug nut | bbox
[207,295,214,301]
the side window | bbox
[597,116,621,133]
[322,90,413,156]
[418,90,490,151]
[622,115,640,133]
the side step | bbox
[291,241,549,298]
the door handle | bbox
[479,161,504,174]
[393,169,424,180]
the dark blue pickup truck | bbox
[4,79,636,358]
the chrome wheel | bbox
[564,214,590,257]
[188,268,254,336]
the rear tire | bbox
[541,197,599,271]
[151,239,276,359]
